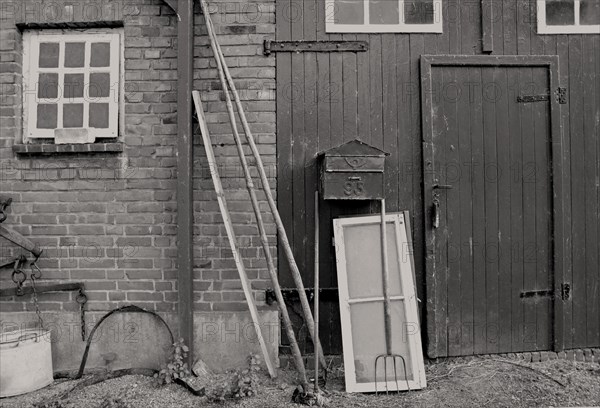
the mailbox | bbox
[319,139,388,200]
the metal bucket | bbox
[0,328,53,398]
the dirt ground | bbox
[2,357,599,408]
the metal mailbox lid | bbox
[324,156,385,173]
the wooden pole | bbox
[200,6,308,387]
[313,191,320,393]
[176,0,195,365]
[380,199,392,355]
[201,6,327,369]
[192,91,276,378]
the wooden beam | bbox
[192,91,277,378]
[482,0,494,53]
[176,0,194,364]
[0,225,42,258]
[163,0,178,13]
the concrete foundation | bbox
[0,310,280,374]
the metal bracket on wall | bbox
[265,288,339,305]
[263,40,369,56]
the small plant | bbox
[155,338,191,385]
[206,354,262,402]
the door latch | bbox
[432,198,440,229]
[561,283,571,301]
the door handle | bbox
[432,199,440,229]
[433,184,453,190]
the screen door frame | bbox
[333,212,427,393]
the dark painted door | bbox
[424,63,556,357]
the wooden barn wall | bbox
[276,0,600,355]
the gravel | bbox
[2,357,598,408]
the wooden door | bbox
[421,56,565,358]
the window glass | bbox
[580,0,600,25]
[90,43,111,67]
[63,103,84,128]
[545,0,575,25]
[334,0,364,24]
[39,43,59,68]
[64,42,85,68]
[405,0,435,24]
[89,103,109,128]
[64,73,84,99]
[89,73,111,98]
[37,104,57,129]
[38,73,58,99]
[369,0,399,24]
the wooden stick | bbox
[0,226,42,258]
[200,8,308,387]
[192,91,276,378]
[380,199,393,355]
[201,6,327,369]
[314,191,320,393]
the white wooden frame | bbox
[325,0,443,33]
[23,28,124,142]
[333,212,427,393]
[537,0,600,34]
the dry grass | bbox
[2,357,598,408]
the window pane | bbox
[546,0,575,25]
[38,73,58,99]
[334,0,364,24]
[63,103,84,128]
[39,43,59,68]
[405,0,435,24]
[90,43,111,67]
[89,103,109,128]
[581,0,600,25]
[37,104,57,129]
[64,73,84,99]
[64,42,85,68]
[370,0,399,24]
[89,73,111,98]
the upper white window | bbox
[538,0,600,34]
[23,29,123,143]
[325,0,443,33]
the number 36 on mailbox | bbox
[318,139,389,201]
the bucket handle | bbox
[13,332,40,347]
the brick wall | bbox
[0,0,277,317]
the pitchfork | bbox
[374,199,410,395]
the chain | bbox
[11,256,27,296]
[76,290,88,341]
[29,264,45,330]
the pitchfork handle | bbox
[380,199,393,355]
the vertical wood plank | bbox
[470,66,487,355]
[569,35,586,348]
[532,66,552,351]
[508,66,524,352]
[556,35,573,350]
[495,66,513,353]
[482,66,500,353]
[520,66,539,351]
[482,0,494,53]
[276,0,294,288]
[583,35,599,347]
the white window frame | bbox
[333,213,427,393]
[325,0,443,33]
[23,28,124,143]
[538,0,600,34]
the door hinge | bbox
[516,87,567,105]
[555,87,567,104]
[264,40,369,56]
